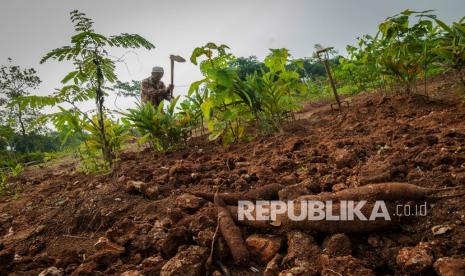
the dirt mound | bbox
[2,85,465,275]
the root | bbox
[214,194,250,265]
[205,215,220,274]
[297,182,463,202]
[227,201,402,233]
[426,190,465,201]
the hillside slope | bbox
[2,82,465,275]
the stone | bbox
[120,271,143,276]
[125,180,159,199]
[125,180,146,193]
[322,233,352,257]
[141,255,166,275]
[35,225,47,234]
[160,245,208,276]
[143,185,160,199]
[39,267,64,276]
[94,236,125,253]
[431,224,455,236]
[396,242,433,274]
[279,264,318,276]
[434,257,465,276]
[246,234,282,263]
[175,194,206,211]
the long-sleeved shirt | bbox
[140,77,170,106]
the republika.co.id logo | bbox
[237,200,427,222]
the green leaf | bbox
[138,133,151,145]
[434,18,452,32]
[62,71,79,84]
[200,98,214,119]
[188,79,206,95]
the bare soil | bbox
[1,75,465,275]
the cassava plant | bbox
[334,41,382,94]
[375,10,436,94]
[244,48,306,132]
[0,162,23,196]
[189,43,307,142]
[189,42,250,143]
[430,16,465,93]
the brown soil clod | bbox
[3,84,465,275]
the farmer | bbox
[141,66,174,106]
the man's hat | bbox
[152,66,164,73]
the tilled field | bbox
[2,86,465,275]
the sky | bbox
[1,0,464,113]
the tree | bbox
[289,57,330,80]
[23,10,155,170]
[229,56,265,80]
[0,58,42,137]
[0,125,14,153]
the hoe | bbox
[169,54,186,97]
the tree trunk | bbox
[94,53,112,168]
[17,105,26,137]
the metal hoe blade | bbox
[170,55,186,63]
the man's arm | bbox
[140,79,150,103]
[153,82,173,100]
